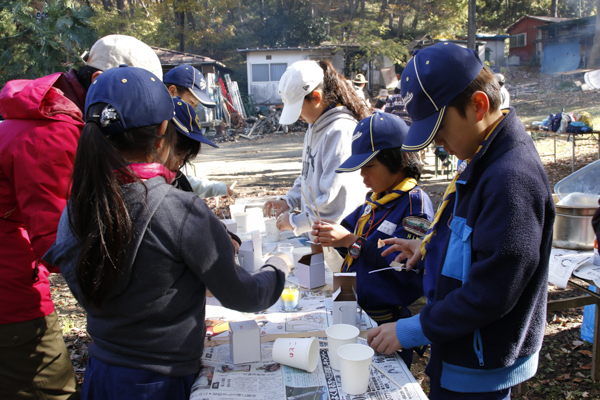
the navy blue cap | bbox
[336,113,408,172]
[172,97,218,148]
[85,65,174,136]
[164,65,217,108]
[400,42,483,152]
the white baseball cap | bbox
[85,35,163,80]
[278,60,324,125]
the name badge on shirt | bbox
[377,220,397,236]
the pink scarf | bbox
[118,163,176,184]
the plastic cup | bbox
[326,324,360,370]
[337,344,374,395]
[265,219,280,242]
[229,204,245,215]
[280,282,300,311]
[247,208,265,232]
[292,247,312,270]
[232,212,249,233]
[277,244,294,265]
[272,337,319,372]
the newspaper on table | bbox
[548,248,594,288]
[572,255,600,288]
[205,267,376,345]
[190,340,428,400]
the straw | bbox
[230,180,237,190]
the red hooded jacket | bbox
[0,70,85,324]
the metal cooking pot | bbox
[553,203,596,250]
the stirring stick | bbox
[371,363,405,390]
[299,187,322,246]
[299,186,318,217]
[308,186,322,220]
[309,186,331,253]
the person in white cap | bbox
[264,60,370,269]
[0,34,163,399]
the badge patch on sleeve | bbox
[402,217,431,237]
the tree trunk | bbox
[360,0,365,19]
[127,0,134,17]
[174,1,185,52]
[238,0,243,23]
[396,0,405,38]
[100,0,113,12]
[467,0,476,50]
[116,0,125,15]
[587,0,600,68]
[550,0,558,17]
[312,0,319,18]
[186,12,196,31]
[411,13,418,30]
[397,14,405,38]
[377,0,388,23]
[138,0,149,17]
[349,0,357,20]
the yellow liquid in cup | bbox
[281,286,299,311]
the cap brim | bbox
[401,106,446,152]
[173,117,219,148]
[336,151,379,173]
[279,100,303,125]
[190,88,217,108]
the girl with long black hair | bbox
[44,66,288,399]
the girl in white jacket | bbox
[265,60,370,238]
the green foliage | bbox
[0,0,97,87]
[89,3,165,46]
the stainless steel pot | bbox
[553,203,596,250]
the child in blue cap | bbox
[168,96,241,248]
[43,66,289,400]
[164,64,235,199]
[367,42,555,399]
[312,112,434,368]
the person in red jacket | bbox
[0,35,163,399]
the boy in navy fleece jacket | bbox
[367,42,555,399]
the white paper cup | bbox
[337,344,374,395]
[232,212,249,233]
[272,337,319,372]
[326,324,360,370]
[264,219,280,242]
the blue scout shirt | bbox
[338,187,434,323]
[394,109,555,393]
